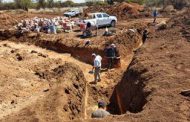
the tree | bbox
[62,0,75,7]
[38,0,46,9]
[14,0,31,11]
[107,0,114,5]
[47,0,54,8]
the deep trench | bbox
[0,31,150,118]
[107,65,151,114]
[39,38,152,115]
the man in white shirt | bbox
[92,53,102,84]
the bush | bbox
[15,0,32,11]
[61,0,76,7]
[37,0,47,9]
[0,2,17,10]
[47,0,54,8]
[127,0,146,5]
[86,1,108,6]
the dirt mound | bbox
[84,2,149,20]
[0,13,19,29]
[168,9,190,41]
[104,30,142,56]
[0,42,88,121]
[105,20,190,121]
[2,62,87,121]
[109,2,144,19]
[36,62,87,121]
[0,22,144,67]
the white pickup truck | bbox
[64,10,81,17]
[84,12,117,27]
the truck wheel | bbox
[111,20,116,27]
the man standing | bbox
[91,101,110,118]
[112,44,121,68]
[142,29,149,43]
[105,44,115,69]
[92,53,102,84]
[153,9,158,23]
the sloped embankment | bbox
[106,23,190,121]
[1,62,87,121]
[0,29,142,67]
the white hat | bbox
[111,43,116,47]
[92,53,96,56]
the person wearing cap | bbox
[91,101,110,118]
[92,53,102,84]
[104,44,115,69]
[105,44,115,69]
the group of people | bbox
[91,43,120,84]
[90,28,151,118]
[16,16,75,34]
[90,53,110,118]
[82,8,157,119]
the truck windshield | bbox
[97,14,102,18]
[103,14,109,17]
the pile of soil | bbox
[84,2,150,20]
[109,2,145,19]
[168,9,190,41]
[0,13,18,29]
[104,15,190,121]
[104,29,142,56]
[0,20,145,66]
[0,42,87,121]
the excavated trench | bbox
[0,29,151,119]
[108,60,151,114]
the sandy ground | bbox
[0,9,189,122]
[0,40,133,121]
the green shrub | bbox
[61,0,76,7]
[14,0,32,11]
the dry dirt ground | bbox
[105,27,190,122]
[0,10,189,122]
[0,40,131,122]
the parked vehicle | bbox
[83,12,117,27]
[64,10,81,17]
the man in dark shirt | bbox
[91,101,110,118]
[153,9,158,23]
[105,44,115,69]
[112,44,121,68]
[142,30,149,43]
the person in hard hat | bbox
[91,101,110,118]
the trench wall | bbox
[108,56,151,114]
